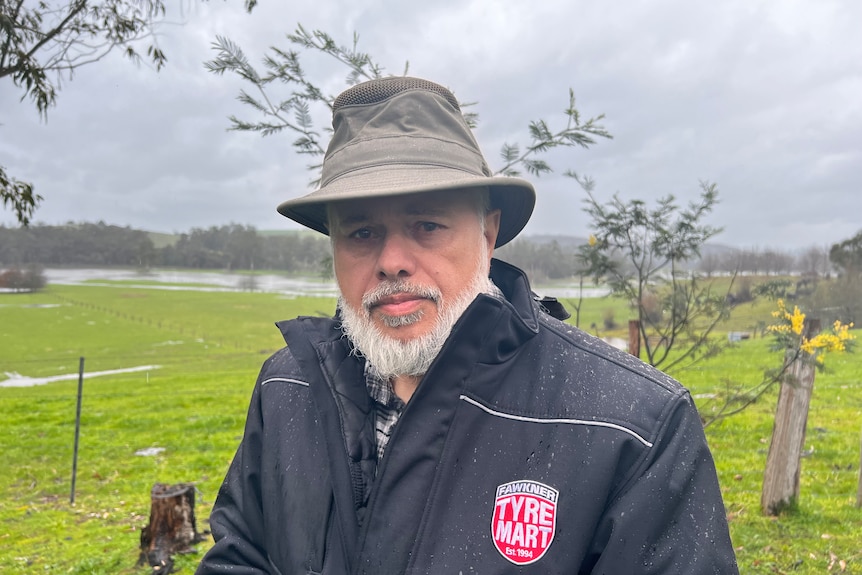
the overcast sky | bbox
[2,0,860,250]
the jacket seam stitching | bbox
[459,394,654,448]
[261,376,310,387]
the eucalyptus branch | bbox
[207,25,611,188]
[206,35,325,154]
[20,2,87,65]
[496,89,611,177]
[1,165,42,226]
[287,25,386,84]
[2,0,255,225]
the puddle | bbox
[0,365,161,388]
[42,268,339,297]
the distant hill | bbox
[147,231,179,249]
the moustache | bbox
[362,280,442,311]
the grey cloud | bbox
[1,0,859,250]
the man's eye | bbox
[418,222,441,233]
[349,228,374,240]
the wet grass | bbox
[684,341,862,573]
[1,282,860,573]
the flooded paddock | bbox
[41,268,339,297]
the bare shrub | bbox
[0,266,46,292]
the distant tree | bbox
[714,250,742,275]
[0,0,257,225]
[805,277,862,326]
[829,229,862,276]
[157,224,263,270]
[797,245,831,277]
[494,240,543,280]
[760,248,794,276]
[796,230,862,326]
[205,24,611,187]
[23,265,47,291]
[257,234,299,272]
[495,239,579,282]
[223,224,260,270]
[735,248,761,275]
[0,221,154,265]
[697,252,722,278]
[0,222,341,274]
[576,179,734,373]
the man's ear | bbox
[484,209,502,256]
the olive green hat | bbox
[276,76,535,247]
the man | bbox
[197,77,739,574]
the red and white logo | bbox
[491,480,558,565]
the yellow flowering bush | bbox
[767,299,855,366]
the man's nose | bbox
[376,233,415,280]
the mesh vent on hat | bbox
[333,77,461,111]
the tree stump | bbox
[138,483,206,573]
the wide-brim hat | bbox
[277,77,535,248]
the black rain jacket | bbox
[197,260,739,575]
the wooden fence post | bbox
[628,319,641,358]
[761,318,821,515]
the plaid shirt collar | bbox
[365,363,405,412]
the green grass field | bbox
[1,281,860,573]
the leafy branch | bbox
[1,0,257,226]
[496,89,612,177]
[1,165,42,226]
[206,25,611,185]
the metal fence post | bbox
[70,357,84,505]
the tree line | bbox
[0,222,329,275]
[498,239,841,283]
[1,221,856,283]
[697,245,834,278]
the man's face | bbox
[330,189,501,343]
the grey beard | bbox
[338,270,496,380]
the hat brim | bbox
[277,165,535,248]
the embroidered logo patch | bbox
[491,480,558,565]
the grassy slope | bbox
[1,283,860,573]
[146,232,178,249]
